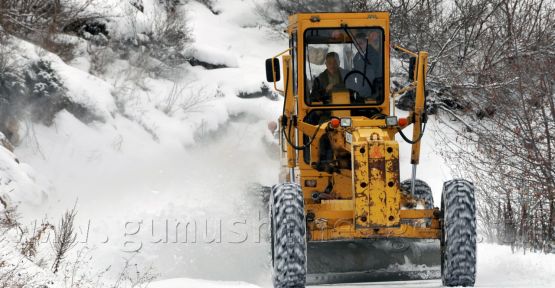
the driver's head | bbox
[325,52,340,74]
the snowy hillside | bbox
[1,0,554,287]
[3,0,283,286]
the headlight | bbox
[385,116,398,126]
[304,179,317,187]
[340,117,352,127]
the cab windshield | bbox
[304,27,384,106]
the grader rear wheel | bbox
[270,183,307,288]
[441,179,477,287]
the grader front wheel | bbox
[401,179,434,227]
[270,183,307,288]
[441,179,477,287]
[400,179,434,209]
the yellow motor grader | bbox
[265,12,477,287]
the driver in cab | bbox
[346,31,382,102]
[309,52,346,104]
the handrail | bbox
[270,48,292,93]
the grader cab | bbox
[265,12,477,287]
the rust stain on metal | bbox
[370,144,383,158]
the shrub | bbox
[24,59,69,125]
[0,0,101,60]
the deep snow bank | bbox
[10,0,282,286]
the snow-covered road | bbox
[308,243,555,287]
[149,242,555,287]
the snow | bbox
[150,278,260,288]
[186,44,239,68]
[476,244,555,287]
[0,146,58,286]
[0,139,48,208]
[0,236,59,287]
[8,2,281,285]
[4,37,116,121]
[53,62,117,119]
[1,0,554,287]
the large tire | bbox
[400,179,434,209]
[270,183,307,288]
[401,179,434,227]
[441,179,477,287]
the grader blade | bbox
[306,239,441,285]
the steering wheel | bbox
[343,70,374,101]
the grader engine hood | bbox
[341,127,401,228]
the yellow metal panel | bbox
[331,91,351,118]
[367,140,388,226]
[293,13,390,23]
[332,111,350,117]
[332,173,353,199]
[400,209,438,219]
[353,142,370,227]
[350,129,400,228]
[313,211,353,221]
[319,199,353,210]
[331,91,350,105]
[306,200,354,232]
[410,51,429,165]
[384,140,401,225]
[311,224,441,240]
[281,55,296,169]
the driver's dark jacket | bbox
[353,46,382,80]
[350,47,382,99]
[309,68,347,104]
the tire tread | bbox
[271,183,306,288]
[441,179,477,287]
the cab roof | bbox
[288,12,390,24]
